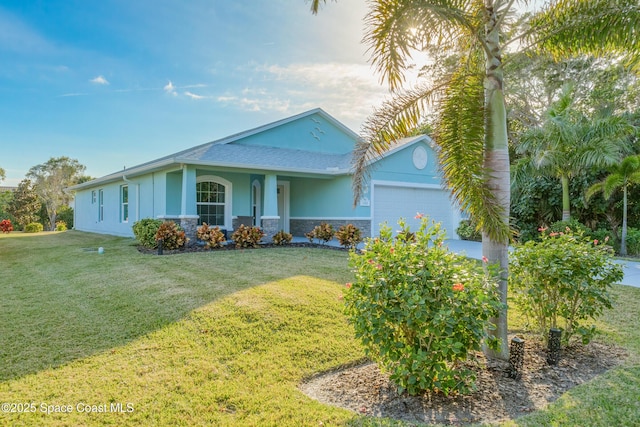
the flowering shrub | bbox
[196,223,226,248]
[55,221,67,231]
[133,218,163,248]
[305,222,335,244]
[24,222,43,233]
[344,217,502,396]
[272,229,293,245]
[231,225,265,248]
[0,219,13,233]
[335,223,362,249]
[155,221,188,250]
[510,227,623,345]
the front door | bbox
[277,182,289,233]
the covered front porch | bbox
[162,165,370,241]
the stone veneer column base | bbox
[178,216,199,246]
[261,217,280,242]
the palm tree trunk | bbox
[483,1,510,361]
[621,185,628,256]
[561,175,571,221]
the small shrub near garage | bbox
[55,221,67,231]
[344,217,502,396]
[132,218,163,248]
[305,222,334,245]
[196,223,226,249]
[510,227,623,345]
[24,222,43,233]
[272,230,292,246]
[456,219,481,241]
[335,223,362,249]
[231,224,265,248]
[0,219,13,233]
[155,221,188,250]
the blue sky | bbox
[0,0,394,185]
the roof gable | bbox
[218,108,358,154]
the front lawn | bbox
[0,231,639,426]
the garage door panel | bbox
[373,185,454,237]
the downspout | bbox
[122,175,140,222]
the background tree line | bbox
[0,157,89,231]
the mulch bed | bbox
[300,336,627,425]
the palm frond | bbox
[364,0,480,91]
[435,62,509,241]
[528,0,640,61]
[352,81,446,204]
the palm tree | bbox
[515,86,634,222]
[587,155,640,256]
[310,0,640,360]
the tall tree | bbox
[310,0,640,359]
[587,155,640,256]
[27,157,85,231]
[515,86,635,221]
[0,166,5,182]
[7,179,41,228]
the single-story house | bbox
[68,108,463,241]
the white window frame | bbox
[121,185,129,223]
[98,189,104,222]
[196,175,232,229]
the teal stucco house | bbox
[68,108,463,241]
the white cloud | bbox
[90,75,109,85]
[216,61,392,129]
[184,91,204,100]
[164,80,177,96]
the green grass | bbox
[0,231,639,426]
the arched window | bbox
[196,175,232,228]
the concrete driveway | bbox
[444,239,640,289]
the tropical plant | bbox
[310,0,640,359]
[344,218,502,395]
[155,221,188,250]
[586,155,640,256]
[0,219,13,233]
[196,223,227,249]
[272,229,293,246]
[334,223,362,249]
[305,222,334,245]
[231,225,265,248]
[510,228,623,345]
[514,86,634,222]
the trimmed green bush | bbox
[456,219,481,241]
[625,227,640,256]
[510,227,623,345]
[132,218,163,248]
[55,221,67,231]
[344,218,502,396]
[24,222,43,233]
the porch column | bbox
[179,165,198,244]
[261,173,279,240]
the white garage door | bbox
[373,184,456,238]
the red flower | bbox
[549,232,559,237]
[345,282,352,289]
[389,247,394,254]
[452,283,465,292]
[368,259,375,265]
[376,264,383,270]
[414,212,424,219]
[538,226,548,232]
[482,256,488,263]
[594,239,599,245]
